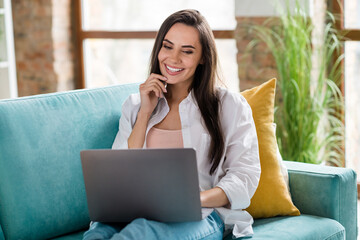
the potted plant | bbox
[248,1,344,166]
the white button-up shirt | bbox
[112,88,261,238]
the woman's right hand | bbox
[128,74,167,149]
[139,73,168,115]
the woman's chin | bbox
[163,78,178,85]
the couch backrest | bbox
[0,84,139,240]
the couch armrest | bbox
[284,161,357,240]
[0,225,4,240]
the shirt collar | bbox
[186,89,197,106]
[158,89,198,109]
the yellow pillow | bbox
[241,78,300,218]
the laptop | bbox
[80,148,202,223]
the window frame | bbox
[74,0,234,89]
[332,0,360,194]
[332,0,360,92]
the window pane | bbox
[84,39,239,92]
[345,41,360,179]
[215,39,239,92]
[0,14,7,61]
[82,0,236,31]
[344,0,360,29]
[84,39,154,88]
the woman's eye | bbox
[163,45,172,49]
[183,51,193,54]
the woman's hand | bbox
[139,73,168,115]
[200,187,230,208]
[127,74,167,149]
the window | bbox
[344,0,360,28]
[76,0,239,92]
[345,41,360,174]
[333,0,360,176]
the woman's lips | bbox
[165,64,184,76]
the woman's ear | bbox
[199,57,204,65]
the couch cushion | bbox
[241,79,299,218]
[285,161,357,240]
[224,214,345,240]
[0,84,139,240]
[52,230,86,240]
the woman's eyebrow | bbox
[163,39,196,49]
[163,39,174,45]
[182,44,195,49]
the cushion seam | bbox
[288,170,339,177]
[287,168,355,176]
[0,84,139,104]
[324,228,345,240]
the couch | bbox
[0,83,357,240]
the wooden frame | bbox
[343,30,360,39]
[74,0,85,89]
[74,0,234,89]
[81,30,234,39]
[330,0,360,92]
[332,0,360,194]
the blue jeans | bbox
[83,211,225,240]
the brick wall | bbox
[12,0,75,97]
[235,17,278,91]
[52,0,75,92]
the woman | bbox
[84,9,260,240]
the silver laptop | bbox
[80,148,202,223]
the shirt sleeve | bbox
[216,93,261,210]
[112,95,139,149]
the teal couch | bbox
[0,84,357,240]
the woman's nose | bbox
[169,50,181,63]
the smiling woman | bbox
[78,0,239,92]
[83,9,261,240]
[158,24,203,86]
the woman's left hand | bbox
[200,187,229,208]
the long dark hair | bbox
[149,9,224,175]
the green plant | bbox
[248,2,344,166]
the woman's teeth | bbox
[166,65,183,72]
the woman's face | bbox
[158,23,203,87]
